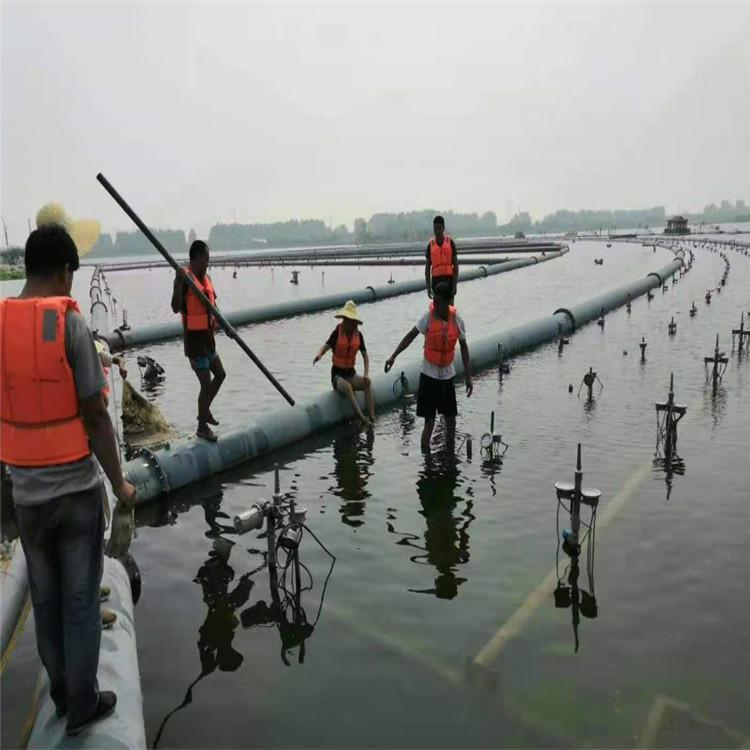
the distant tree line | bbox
[82,198,749,257]
[208,220,350,250]
[87,229,187,258]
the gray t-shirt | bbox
[9,308,105,505]
[416,309,467,380]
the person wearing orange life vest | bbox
[385,281,472,451]
[313,300,375,425]
[0,225,135,735]
[424,215,459,300]
[171,239,226,441]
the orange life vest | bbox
[0,296,91,467]
[429,235,454,278]
[331,324,361,369]
[424,304,460,368]
[181,269,217,331]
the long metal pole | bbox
[96,173,295,406]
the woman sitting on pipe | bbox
[313,301,375,426]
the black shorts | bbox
[331,367,356,390]
[416,373,457,420]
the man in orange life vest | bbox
[313,300,375,425]
[171,240,226,441]
[0,225,136,735]
[385,281,472,451]
[424,215,459,300]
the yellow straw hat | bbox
[36,203,101,256]
[334,300,362,325]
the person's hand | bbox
[465,378,473,398]
[174,268,186,285]
[118,365,128,380]
[384,357,395,373]
[114,479,137,508]
[313,354,321,365]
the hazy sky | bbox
[2,1,748,242]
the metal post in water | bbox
[640,336,647,363]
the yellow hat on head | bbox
[334,300,362,325]
[36,203,101,256]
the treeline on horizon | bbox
[86,200,749,257]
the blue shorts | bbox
[190,351,218,371]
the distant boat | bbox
[606,242,612,248]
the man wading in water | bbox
[313,300,375,426]
[385,281,472,451]
[172,240,226,441]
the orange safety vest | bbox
[331,324,361,369]
[181,269,217,331]
[424,304,460,368]
[0,297,90,467]
[429,235,454,278]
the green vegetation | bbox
[1,246,24,266]
[0,266,25,281]
[1,247,25,280]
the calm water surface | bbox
[2,238,749,748]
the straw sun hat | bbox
[334,300,362,325]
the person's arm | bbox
[425,243,432,297]
[459,339,473,397]
[452,240,459,295]
[79,393,136,504]
[171,270,185,314]
[362,351,370,378]
[313,343,331,364]
[384,327,420,372]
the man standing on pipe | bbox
[425,215,459,300]
[313,300,375,426]
[172,240,226,441]
[384,281,472,451]
[0,225,136,735]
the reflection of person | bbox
[194,540,253,676]
[313,300,375,425]
[414,453,472,600]
[0,225,136,735]
[385,282,473,451]
[424,215,459,299]
[171,240,226,442]
[331,429,374,528]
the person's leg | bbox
[421,418,435,452]
[192,358,215,437]
[206,354,226,422]
[15,500,67,714]
[335,376,367,422]
[444,415,456,450]
[58,486,105,729]
[350,375,375,420]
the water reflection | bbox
[704,385,728,430]
[330,427,375,528]
[406,450,475,600]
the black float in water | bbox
[704,335,729,395]
[626,295,631,314]
[553,443,601,652]
[705,289,712,304]
[668,316,677,336]
[639,336,648,362]
[689,301,697,317]
[557,322,570,355]
[732,312,750,354]
[597,308,605,328]
[290,270,300,285]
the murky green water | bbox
[3,238,749,748]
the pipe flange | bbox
[133,447,170,495]
[365,285,377,300]
[553,307,576,331]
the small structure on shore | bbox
[664,216,690,235]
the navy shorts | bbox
[416,373,457,420]
[190,351,218,371]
